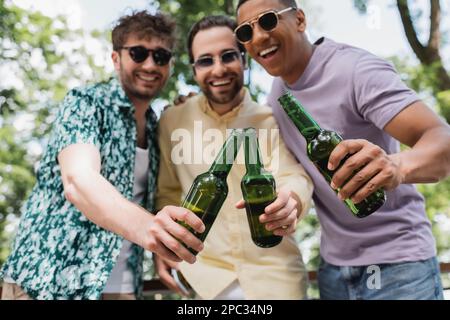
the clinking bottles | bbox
[241,128,282,248]
[278,92,385,218]
[180,129,243,255]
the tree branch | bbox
[396,0,450,94]
[396,0,427,62]
[428,0,441,54]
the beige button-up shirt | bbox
[156,90,313,300]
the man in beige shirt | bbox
[155,15,313,300]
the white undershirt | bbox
[103,146,149,294]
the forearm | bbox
[394,126,450,184]
[64,169,151,247]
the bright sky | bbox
[10,0,450,96]
[14,0,449,55]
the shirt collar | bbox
[108,77,134,110]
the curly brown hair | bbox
[111,11,177,51]
[237,0,297,11]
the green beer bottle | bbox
[278,92,386,218]
[180,129,243,254]
[241,128,282,248]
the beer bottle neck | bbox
[244,129,264,175]
[278,92,321,142]
[209,130,243,176]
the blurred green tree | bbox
[353,0,449,122]
[0,0,110,264]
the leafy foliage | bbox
[0,1,111,265]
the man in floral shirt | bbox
[0,11,205,300]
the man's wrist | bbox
[289,191,303,219]
[125,207,154,249]
[389,152,409,185]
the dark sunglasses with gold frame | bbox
[234,7,296,44]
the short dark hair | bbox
[187,15,246,64]
[237,0,298,11]
[112,11,176,51]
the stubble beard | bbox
[203,75,244,105]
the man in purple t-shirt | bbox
[236,0,450,299]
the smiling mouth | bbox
[136,73,159,82]
[258,46,279,59]
[210,79,232,87]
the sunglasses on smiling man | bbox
[234,7,296,44]
[192,50,244,70]
[119,45,173,66]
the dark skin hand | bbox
[328,101,450,203]
[163,92,198,110]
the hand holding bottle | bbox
[260,187,300,236]
[278,92,386,218]
[236,187,300,236]
[152,206,205,264]
[328,139,404,204]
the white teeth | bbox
[137,74,157,81]
[259,46,278,57]
[211,80,231,86]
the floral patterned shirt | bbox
[0,78,159,300]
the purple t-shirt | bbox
[267,37,436,266]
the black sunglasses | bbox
[120,45,172,66]
[234,7,296,44]
[193,50,243,69]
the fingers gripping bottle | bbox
[278,92,385,218]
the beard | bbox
[119,64,164,101]
[202,74,244,105]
